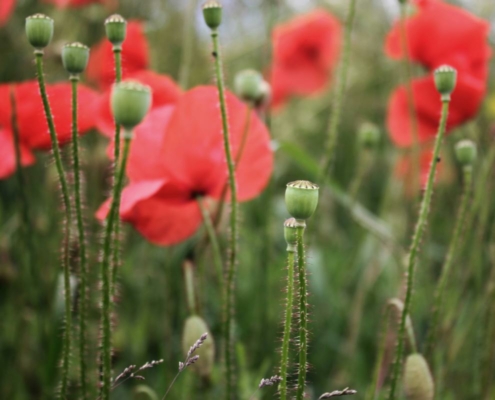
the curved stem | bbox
[320,0,358,178]
[424,165,472,357]
[100,133,133,400]
[387,100,450,400]
[35,51,72,399]
[70,76,89,400]
[210,28,238,400]
[296,224,308,400]
[279,249,295,400]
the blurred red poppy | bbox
[86,20,149,90]
[385,0,490,147]
[0,127,35,179]
[270,9,341,107]
[0,0,15,26]
[97,86,274,245]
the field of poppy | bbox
[1,0,495,399]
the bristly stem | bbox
[35,50,72,399]
[387,99,451,400]
[279,249,296,400]
[424,164,473,357]
[111,46,123,293]
[320,0,358,179]
[296,223,308,400]
[70,76,89,400]
[100,132,133,400]
[210,27,239,400]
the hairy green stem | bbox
[320,0,357,178]
[424,165,472,357]
[279,249,295,400]
[100,133,132,400]
[296,224,308,400]
[35,51,72,398]
[70,76,89,399]
[179,0,198,88]
[388,100,450,400]
[210,28,238,400]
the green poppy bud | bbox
[105,14,127,47]
[182,315,215,379]
[284,218,304,252]
[26,14,54,49]
[358,122,380,148]
[111,81,152,130]
[455,139,477,166]
[434,65,457,100]
[234,69,265,104]
[203,1,223,30]
[403,353,434,400]
[285,180,319,221]
[62,42,90,75]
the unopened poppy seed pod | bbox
[455,139,477,166]
[105,14,127,46]
[434,65,457,99]
[62,42,90,75]
[26,14,54,49]
[203,1,222,30]
[358,122,380,148]
[284,218,303,252]
[111,81,152,130]
[234,70,265,103]
[285,180,319,221]
[403,353,434,400]
[182,315,215,378]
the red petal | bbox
[42,0,105,7]
[161,86,273,201]
[86,21,149,90]
[96,70,181,138]
[0,0,15,26]
[0,127,35,180]
[12,81,99,150]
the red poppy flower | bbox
[0,0,15,26]
[0,127,35,179]
[385,0,490,147]
[96,70,181,138]
[97,86,273,246]
[86,21,149,90]
[270,9,341,107]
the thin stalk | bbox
[296,224,308,400]
[35,50,72,399]
[100,133,133,400]
[210,27,239,400]
[70,76,89,399]
[197,198,224,284]
[483,255,495,397]
[279,249,296,400]
[424,165,473,357]
[183,260,198,314]
[348,148,372,202]
[179,0,198,88]
[387,100,450,400]
[320,0,358,178]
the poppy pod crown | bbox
[26,14,54,49]
[62,42,90,75]
[111,80,152,131]
[203,1,223,30]
[434,65,457,100]
[455,139,477,166]
[105,14,127,47]
[285,180,319,221]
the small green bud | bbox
[284,218,304,252]
[182,316,215,378]
[285,180,319,221]
[358,122,380,148]
[62,42,90,75]
[234,69,265,104]
[403,353,434,400]
[434,65,457,100]
[105,14,127,47]
[111,81,152,130]
[255,80,272,108]
[26,14,54,49]
[203,1,223,30]
[455,139,477,166]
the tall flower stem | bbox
[295,223,308,400]
[100,132,133,400]
[35,50,72,398]
[210,27,239,399]
[319,0,358,178]
[424,164,473,357]
[279,248,295,400]
[70,76,89,399]
[388,99,450,400]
